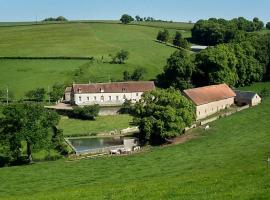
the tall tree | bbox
[0,104,60,163]
[120,14,134,24]
[195,44,238,86]
[157,49,195,90]
[133,89,195,144]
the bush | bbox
[259,88,270,98]
[110,50,129,64]
[156,29,169,43]
[70,105,100,120]
[123,67,146,81]
[119,100,134,114]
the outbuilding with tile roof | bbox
[183,84,236,120]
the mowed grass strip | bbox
[0,83,270,200]
[59,114,133,136]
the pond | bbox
[67,136,124,154]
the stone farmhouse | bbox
[65,81,155,106]
[234,90,261,106]
[183,84,236,120]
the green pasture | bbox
[0,82,269,199]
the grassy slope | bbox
[0,59,88,97]
[0,22,182,97]
[0,82,270,200]
[59,115,132,136]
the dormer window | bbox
[100,88,104,93]
[78,88,82,93]
[122,88,126,92]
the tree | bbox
[195,44,238,86]
[135,15,142,22]
[123,67,146,81]
[133,89,195,144]
[173,32,189,49]
[156,29,169,43]
[230,42,264,86]
[157,49,195,90]
[71,105,100,120]
[266,22,270,30]
[131,67,146,81]
[0,103,60,163]
[120,14,134,24]
[123,71,131,81]
[49,83,65,103]
[119,99,133,114]
[253,17,264,31]
[110,50,129,64]
[25,88,46,102]
[56,16,68,21]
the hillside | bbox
[0,22,190,97]
[0,82,269,199]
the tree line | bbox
[120,14,173,24]
[191,17,265,45]
[156,33,270,90]
[156,29,189,49]
[43,16,68,22]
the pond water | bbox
[68,137,124,153]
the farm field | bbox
[0,82,269,200]
[59,114,133,137]
[0,22,186,97]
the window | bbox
[109,96,112,101]
[101,96,104,102]
[116,96,119,101]
[123,94,126,100]
[198,111,200,115]
[87,97,90,101]
[205,109,207,113]
[94,96,97,101]
[136,93,139,97]
[79,96,82,101]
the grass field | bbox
[59,115,133,137]
[0,82,269,200]
[0,22,186,97]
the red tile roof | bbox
[183,84,236,106]
[72,81,155,94]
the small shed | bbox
[234,90,261,106]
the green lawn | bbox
[0,82,270,200]
[0,22,181,97]
[59,115,133,137]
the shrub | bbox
[119,99,134,114]
[259,88,270,98]
[70,105,100,120]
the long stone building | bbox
[183,84,236,120]
[66,81,155,106]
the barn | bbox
[234,90,261,106]
[183,84,236,120]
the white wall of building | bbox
[251,94,261,106]
[73,92,144,105]
[196,97,235,120]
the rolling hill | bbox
[0,22,191,97]
[0,82,269,199]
